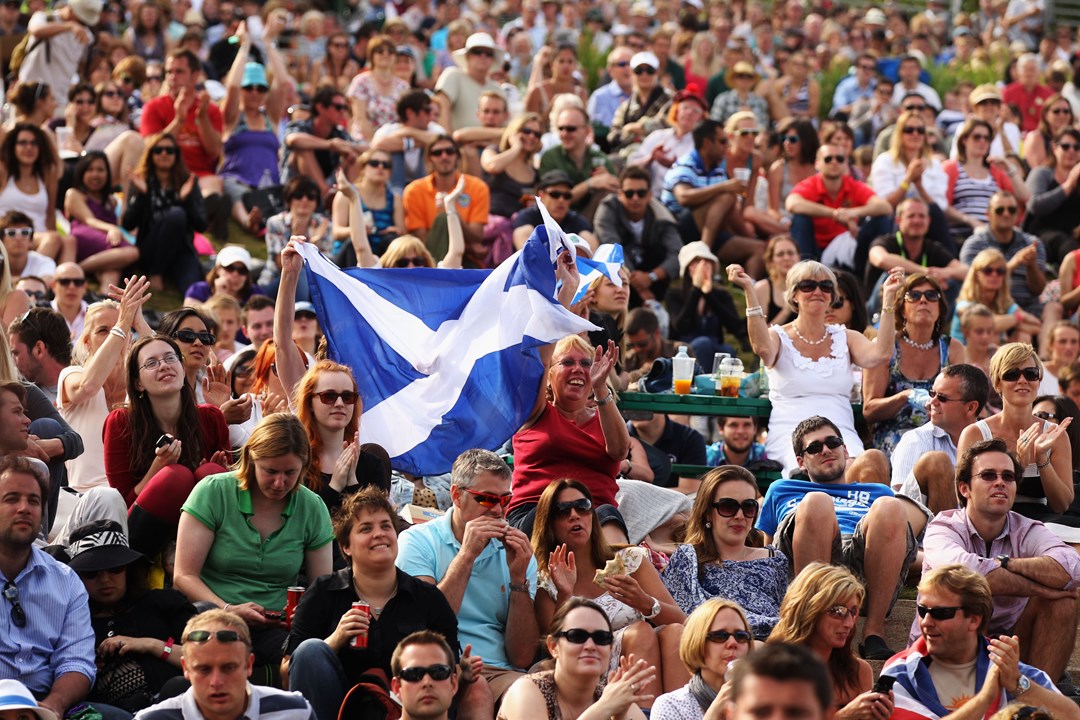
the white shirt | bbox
[51,299,87,340]
[891,422,957,503]
[892,81,943,110]
[869,153,949,208]
[19,251,56,280]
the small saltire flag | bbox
[295,225,598,476]
[567,244,625,305]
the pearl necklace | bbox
[792,324,829,345]
[901,332,935,351]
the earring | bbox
[705,521,712,529]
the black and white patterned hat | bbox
[67,520,146,573]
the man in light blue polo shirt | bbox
[396,449,538,704]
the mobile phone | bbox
[872,676,896,694]
[264,610,285,621]
[155,433,175,449]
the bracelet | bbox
[623,459,633,475]
[746,306,765,318]
[508,582,530,593]
[900,180,911,191]
[881,306,895,314]
[595,393,614,406]
[1037,450,1052,468]
[648,271,659,283]
[109,326,126,340]
[161,637,174,660]
[223,603,230,612]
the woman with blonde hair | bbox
[951,248,1041,344]
[870,111,950,245]
[724,111,783,238]
[482,112,542,224]
[651,599,755,719]
[769,563,894,719]
[751,235,798,325]
[683,33,722,92]
[331,149,404,260]
[0,242,31,326]
[957,343,1075,526]
[662,466,787,637]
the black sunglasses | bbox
[993,206,1018,215]
[172,329,216,345]
[1059,142,1080,152]
[633,66,657,75]
[1001,367,1041,383]
[429,147,458,158]
[782,135,800,143]
[151,146,178,155]
[186,629,242,643]
[711,497,759,518]
[398,664,454,682]
[555,498,592,515]
[556,629,614,645]
[928,390,969,403]
[394,256,427,268]
[902,126,927,135]
[795,279,834,294]
[244,84,269,93]
[831,295,848,309]
[56,277,87,287]
[906,289,940,303]
[544,190,573,200]
[4,581,26,628]
[622,188,649,199]
[800,435,844,456]
[974,470,1017,483]
[916,604,962,620]
[367,159,392,169]
[520,128,542,138]
[821,155,847,164]
[1034,410,1058,421]
[705,629,752,644]
[314,390,359,405]
[293,191,320,202]
[979,266,1007,276]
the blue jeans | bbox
[790,213,891,279]
[288,639,349,720]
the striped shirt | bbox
[661,149,728,214]
[136,684,316,720]
[950,164,999,226]
[0,547,96,694]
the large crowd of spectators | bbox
[7,0,1080,718]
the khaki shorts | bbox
[775,508,919,613]
[480,664,525,702]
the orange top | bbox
[403,173,490,232]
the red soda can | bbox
[285,586,304,628]
[352,602,370,648]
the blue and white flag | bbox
[568,244,625,305]
[295,226,598,476]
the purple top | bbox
[183,281,268,304]
[921,508,1080,634]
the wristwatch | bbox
[508,582,530,594]
[647,271,659,284]
[644,597,661,620]
[1013,675,1031,697]
[997,555,1011,570]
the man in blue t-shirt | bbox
[757,415,930,662]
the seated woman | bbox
[285,487,459,720]
[260,176,332,300]
[951,249,1041,345]
[651,599,755,720]
[751,235,798,325]
[183,245,267,306]
[65,150,139,289]
[49,83,96,154]
[1038,321,1080,395]
[862,273,964,456]
[943,119,1027,245]
[533,479,686,706]
[103,335,230,559]
[498,597,652,720]
[1024,127,1080,256]
[68,519,194,712]
[668,241,748,362]
[509,334,629,539]
[0,122,63,263]
[661,466,787,638]
[481,113,542,266]
[174,413,334,668]
[122,132,207,294]
[957,343,1075,527]
[960,303,1003,415]
[330,150,404,263]
[768,563,894,720]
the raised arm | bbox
[438,175,465,269]
[847,267,902,368]
[273,239,311,399]
[220,20,252,130]
[728,263,780,367]
[335,168,379,268]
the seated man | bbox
[511,171,596,251]
[921,438,1080,682]
[786,144,891,274]
[891,364,989,514]
[707,416,769,469]
[281,86,361,200]
[661,119,763,276]
[883,564,1077,719]
[390,631,461,720]
[628,411,707,490]
[1,211,55,282]
[452,91,508,177]
[396,449,538,705]
[49,263,89,340]
[593,166,682,305]
[8,307,71,403]
[538,106,619,220]
[371,90,447,194]
[757,415,928,660]
[139,609,315,720]
[623,306,686,375]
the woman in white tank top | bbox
[0,122,63,262]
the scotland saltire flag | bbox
[294,226,599,476]
[569,244,625,304]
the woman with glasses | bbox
[650,599,755,720]
[826,270,869,333]
[261,176,332,300]
[103,335,230,558]
[767,118,818,227]
[957,343,1075,526]
[498,597,653,720]
[662,466,786,636]
[870,110,950,240]
[331,149,404,261]
[285,487,459,720]
[481,113,542,261]
[769,564,892,719]
[951,249,1041,344]
[60,280,150,493]
[122,132,207,295]
[724,111,781,238]
[1025,128,1080,248]
[608,51,673,154]
[531,480,685,706]
[68,519,194,712]
[727,260,902,475]
[183,245,266,306]
[862,274,964,456]
[50,83,96,154]
[219,18,288,235]
[347,35,409,143]
[1033,394,1080,475]
[312,32,361,95]
[174,413,334,669]
[65,151,139,290]
[1023,94,1075,170]
[0,122,63,263]
[943,119,1028,244]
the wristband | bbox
[109,326,126,340]
[881,306,895,314]
[900,180,911,191]
[161,637,174,660]
[508,582,529,593]
[746,306,765,317]
[1037,450,1052,468]
[648,271,659,283]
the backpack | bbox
[8,32,43,78]
[337,671,402,720]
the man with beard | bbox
[756,415,929,661]
[709,417,768,469]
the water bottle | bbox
[672,345,694,395]
[258,169,274,189]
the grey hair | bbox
[784,260,839,313]
[450,448,512,489]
